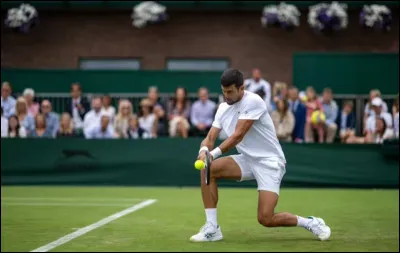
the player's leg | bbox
[254,159,331,241]
[190,156,245,242]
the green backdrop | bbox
[293,53,399,95]
[1,139,398,188]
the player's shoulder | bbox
[243,91,265,104]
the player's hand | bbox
[197,151,206,162]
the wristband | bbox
[198,146,209,154]
[210,147,222,159]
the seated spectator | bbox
[86,113,115,139]
[347,117,394,144]
[1,108,8,137]
[57,112,80,138]
[114,99,135,139]
[337,100,356,143]
[365,97,393,134]
[168,87,191,138]
[15,97,35,134]
[147,86,167,136]
[138,98,158,138]
[271,99,295,142]
[393,94,399,138]
[320,88,338,143]
[287,87,306,143]
[190,87,216,137]
[66,83,90,132]
[7,115,26,138]
[1,81,16,118]
[304,86,325,143]
[40,100,60,137]
[127,116,149,139]
[29,114,53,138]
[83,97,103,138]
[101,94,116,122]
[23,88,39,117]
[271,82,288,111]
[363,89,388,130]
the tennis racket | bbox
[204,150,212,186]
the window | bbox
[79,58,141,70]
[166,58,229,71]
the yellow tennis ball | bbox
[311,110,326,124]
[194,160,205,170]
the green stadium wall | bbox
[293,53,399,95]
[1,139,398,188]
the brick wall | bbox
[1,10,398,84]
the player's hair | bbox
[220,68,244,89]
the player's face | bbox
[221,84,244,105]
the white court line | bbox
[1,202,136,207]
[30,199,157,252]
[1,197,144,202]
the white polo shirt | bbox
[212,91,285,161]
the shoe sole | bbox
[190,235,223,242]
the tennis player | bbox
[190,68,331,242]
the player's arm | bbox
[197,127,221,160]
[217,119,254,154]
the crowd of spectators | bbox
[1,70,399,143]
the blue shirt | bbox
[44,112,60,137]
[190,99,216,127]
[340,111,347,130]
[322,100,338,126]
[29,128,53,138]
[1,96,16,118]
[86,125,115,139]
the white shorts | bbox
[231,154,286,195]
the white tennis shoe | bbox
[190,222,223,242]
[305,216,331,241]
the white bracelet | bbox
[210,147,222,159]
[198,146,209,154]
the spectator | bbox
[66,83,90,132]
[347,117,394,144]
[271,82,288,111]
[190,87,216,137]
[392,94,399,138]
[1,108,8,137]
[320,88,338,143]
[57,112,80,138]
[114,99,135,139]
[23,88,39,117]
[40,100,60,137]
[168,87,191,138]
[244,68,272,111]
[101,94,116,122]
[304,86,325,143]
[337,100,356,143]
[86,113,115,139]
[147,86,167,136]
[127,116,147,139]
[287,87,306,143]
[365,97,393,134]
[29,114,53,138]
[1,81,16,118]
[15,97,35,134]
[7,115,26,138]
[271,99,295,142]
[83,97,103,138]
[363,89,388,129]
[138,98,158,138]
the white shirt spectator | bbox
[1,116,8,137]
[394,113,399,138]
[72,97,84,130]
[86,125,115,139]
[366,112,393,133]
[83,110,103,138]
[8,126,27,138]
[190,99,216,127]
[139,114,156,138]
[374,128,394,144]
[101,106,116,122]
[244,78,272,111]
[364,101,388,117]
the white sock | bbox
[296,216,310,228]
[205,208,218,226]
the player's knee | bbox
[258,213,274,227]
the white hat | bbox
[23,88,35,97]
[371,97,383,107]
